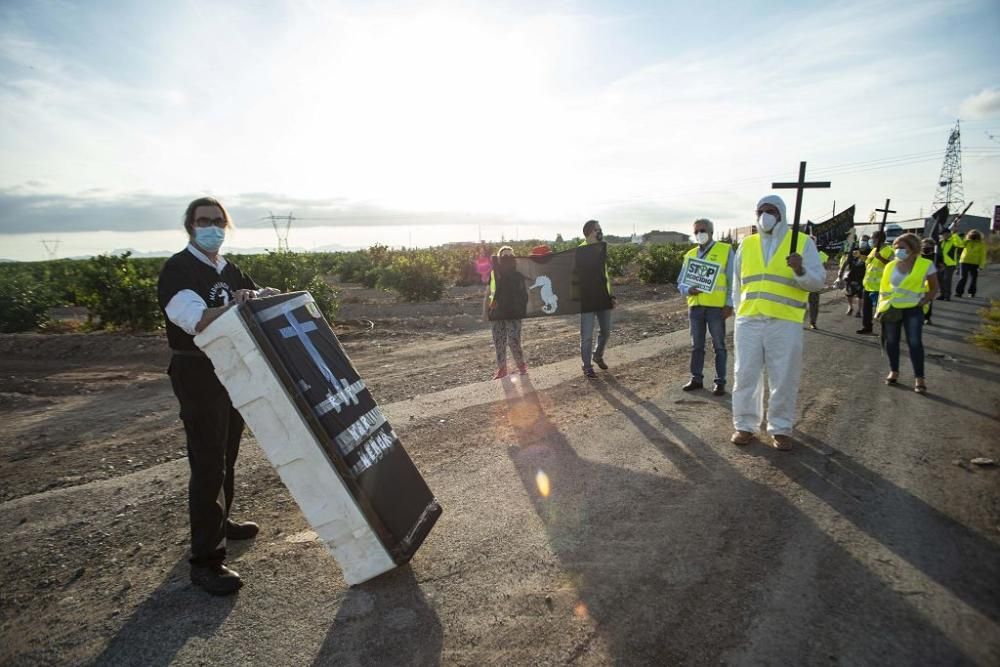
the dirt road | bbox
[2,273,998,665]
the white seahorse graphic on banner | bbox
[529,276,558,314]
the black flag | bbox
[928,205,949,241]
[489,242,613,320]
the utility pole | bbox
[259,211,294,251]
[41,239,60,260]
[932,120,965,212]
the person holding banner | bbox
[157,197,280,595]
[730,195,825,451]
[677,218,734,396]
[484,246,529,379]
[580,220,616,379]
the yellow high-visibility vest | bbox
[863,245,894,291]
[876,257,931,314]
[683,242,731,308]
[737,233,809,323]
[940,236,958,267]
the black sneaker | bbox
[682,379,703,391]
[583,367,598,379]
[856,328,872,334]
[191,563,243,596]
[593,356,609,370]
[712,384,726,396]
[226,519,259,540]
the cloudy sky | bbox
[1,0,999,259]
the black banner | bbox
[241,292,441,564]
[809,205,855,244]
[489,242,613,321]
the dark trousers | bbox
[580,309,612,370]
[861,290,877,330]
[955,264,979,296]
[883,307,925,378]
[168,355,245,565]
[807,292,820,326]
[688,306,727,385]
[939,265,955,298]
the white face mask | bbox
[758,212,779,233]
[695,232,710,245]
[894,248,909,261]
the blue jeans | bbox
[883,307,925,378]
[689,306,727,385]
[581,309,612,369]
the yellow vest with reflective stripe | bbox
[876,258,931,314]
[737,233,809,322]
[940,237,958,267]
[863,245,894,291]
[683,242,730,308]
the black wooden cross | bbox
[772,161,831,254]
[874,198,896,250]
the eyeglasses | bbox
[194,217,227,228]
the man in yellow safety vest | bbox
[730,195,825,451]
[677,218,734,395]
[857,230,893,334]
[936,228,959,301]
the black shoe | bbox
[856,328,872,334]
[809,323,817,330]
[593,356,609,370]
[583,367,598,379]
[712,384,725,396]
[191,563,243,596]
[936,296,946,301]
[226,519,259,540]
[682,379,703,391]
[924,319,932,325]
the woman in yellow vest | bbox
[953,230,988,298]
[876,233,939,394]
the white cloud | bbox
[959,88,1000,119]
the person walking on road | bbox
[677,218,734,396]
[485,245,529,379]
[157,197,280,596]
[579,220,616,379]
[857,230,893,334]
[876,233,939,394]
[838,247,866,317]
[954,230,988,298]
[806,237,829,330]
[731,195,825,451]
[936,228,959,301]
[921,238,937,325]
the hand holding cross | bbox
[772,161,831,254]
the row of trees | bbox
[0,242,690,333]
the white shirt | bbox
[163,244,231,336]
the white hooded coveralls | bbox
[732,195,825,436]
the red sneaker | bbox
[517,363,528,375]
[492,367,508,380]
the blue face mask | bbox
[894,248,908,261]
[194,226,226,253]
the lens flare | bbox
[535,470,551,497]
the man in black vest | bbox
[157,197,279,595]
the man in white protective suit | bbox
[730,195,825,451]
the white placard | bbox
[682,257,721,293]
